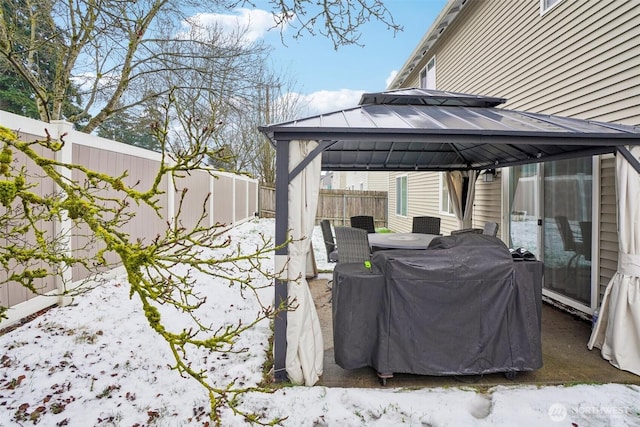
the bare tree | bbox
[229,0,400,48]
[210,69,306,181]
[0,0,398,133]
[0,91,292,423]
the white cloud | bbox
[71,72,118,92]
[294,89,365,116]
[385,70,399,88]
[184,8,289,44]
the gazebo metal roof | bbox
[260,88,640,172]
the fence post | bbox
[246,179,250,219]
[166,165,176,225]
[209,173,215,227]
[52,120,75,307]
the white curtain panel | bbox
[588,145,640,376]
[445,170,478,229]
[285,140,324,385]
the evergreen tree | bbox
[0,0,86,125]
[96,109,160,151]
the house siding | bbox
[393,0,639,309]
[387,171,501,235]
[366,171,390,192]
[472,178,503,237]
[599,155,618,300]
[426,0,640,126]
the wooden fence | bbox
[259,185,388,229]
[0,111,258,330]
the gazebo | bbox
[259,88,640,385]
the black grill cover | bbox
[332,233,543,377]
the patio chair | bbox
[555,215,583,260]
[483,221,499,237]
[350,215,376,234]
[334,226,372,264]
[555,215,585,290]
[412,216,441,235]
[320,219,339,263]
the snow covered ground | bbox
[1,218,639,426]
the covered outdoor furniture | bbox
[451,221,500,236]
[367,232,437,250]
[332,262,386,370]
[333,226,371,264]
[332,233,543,383]
[411,216,441,235]
[450,227,483,235]
[350,215,376,234]
[320,219,338,262]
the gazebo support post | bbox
[617,146,640,174]
[274,139,290,382]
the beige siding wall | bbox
[388,171,458,233]
[599,155,618,300]
[396,0,640,304]
[389,170,502,235]
[366,172,390,192]
[472,178,503,236]
[423,0,640,126]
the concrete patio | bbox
[309,276,640,389]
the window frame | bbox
[540,0,562,15]
[419,57,436,89]
[439,173,455,216]
[395,175,408,217]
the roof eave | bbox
[387,0,469,90]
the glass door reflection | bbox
[509,158,593,307]
[543,158,592,305]
[509,164,540,257]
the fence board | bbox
[260,185,388,228]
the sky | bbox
[1,218,640,426]
[192,0,449,115]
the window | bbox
[419,57,436,89]
[440,173,454,215]
[396,175,408,216]
[540,0,562,14]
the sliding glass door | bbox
[543,158,592,305]
[509,157,593,307]
[509,164,540,257]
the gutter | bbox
[387,0,469,90]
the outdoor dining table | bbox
[368,232,438,250]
